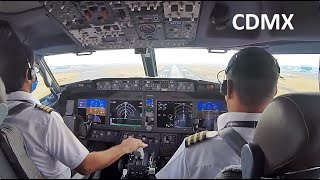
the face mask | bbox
[31,78,38,93]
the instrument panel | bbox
[61,78,227,178]
[65,78,227,134]
[75,99,226,130]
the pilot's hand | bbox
[119,137,148,154]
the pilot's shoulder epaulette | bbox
[185,130,219,148]
[35,104,54,114]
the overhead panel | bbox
[42,1,201,50]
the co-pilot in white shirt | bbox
[5,91,89,179]
[156,112,261,179]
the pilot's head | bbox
[0,20,37,94]
[222,47,279,113]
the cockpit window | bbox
[37,49,320,99]
[32,71,50,99]
[156,49,319,97]
[155,48,237,82]
[44,49,145,85]
[274,54,319,96]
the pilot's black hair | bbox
[0,20,35,94]
[226,47,279,106]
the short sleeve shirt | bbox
[5,91,89,179]
[156,112,261,179]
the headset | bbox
[26,58,36,81]
[219,50,280,96]
[22,30,36,81]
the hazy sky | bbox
[45,48,320,67]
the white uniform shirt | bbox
[156,112,261,179]
[5,91,89,179]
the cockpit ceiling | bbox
[1,1,320,55]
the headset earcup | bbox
[275,59,280,74]
[220,80,227,96]
[27,68,36,80]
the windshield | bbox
[45,49,146,85]
[43,48,319,97]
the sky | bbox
[45,48,320,67]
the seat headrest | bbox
[0,77,7,124]
[0,77,5,104]
[253,93,320,175]
[0,103,8,124]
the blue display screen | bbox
[78,99,107,108]
[146,99,154,106]
[198,101,223,111]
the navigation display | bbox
[109,100,143,127]
[78,99,107,124]
[157,101,193,128]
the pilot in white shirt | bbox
[0,24,147,179]
[156,47,280,179]
[6,91,88,178]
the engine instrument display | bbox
[78,99,107,124]
[197,101,227,130]
[157,101,193,128]
[197,101,223,111]
[109,100,143,127]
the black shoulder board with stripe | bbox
[35,104,54,114]
[185,130,219,148]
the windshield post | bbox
[35,55,61,98]
[141,48,158,77]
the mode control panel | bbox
[177,81,195,92]
[96,79,180,91]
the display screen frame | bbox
[76,98,108,127]
[156,100,194,129]
[109,99,144,127]
[154,99,195,133]
[197,101,224,112]
[104,98,146,131]
[196,100,228,131]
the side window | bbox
[274,54,319,97]
[32,72,51,99]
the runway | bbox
[157,64,211,81]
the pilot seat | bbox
[216,93,320,179]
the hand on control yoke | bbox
[120,137,148,154]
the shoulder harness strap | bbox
[8,103,34,116]
[219,127,248,157]
[35,104,54,114]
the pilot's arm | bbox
[46,111,147,175]
[156,140,189,179]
